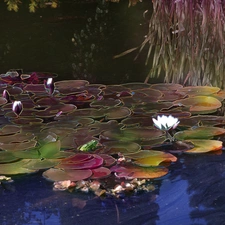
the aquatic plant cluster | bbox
[0,71,225,196]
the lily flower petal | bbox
[12,101,23,117]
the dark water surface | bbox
[0,0,154,84]
[1,1,225,225]
[1,152,225,225]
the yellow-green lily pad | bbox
[126,150,177,166]
[184,139,223,153]
[174,127,225,140]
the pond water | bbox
[1,1,225,225]
[2,152,225,225]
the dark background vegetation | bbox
[0,0,156,84]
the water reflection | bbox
[0,172,160,225]
[0,0,153,84]
[1,152,225,224]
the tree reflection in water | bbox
[1,153,225,224]
[0,171,160,225]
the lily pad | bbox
[39,140,62,159]
[101,141,141,155]
[184,139,223,153]
[43,168,92,182]
[173,96,222,114]
[91,167,111,179]
[111,163,168,179]
[0,159,37,175]
[126,150,177,166]
[174,127,225,140]
[57,154,103,170]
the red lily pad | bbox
[57,154,103,170]
[0,151,19,163]
[98,154,116,167]
[111,163,168,179]
[43,168,92,182]
[91,167,111,179]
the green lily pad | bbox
[184,139,223,153]
[0,159,37,175]
[39,140,61,159]
[174,127,225,140]
[0,125,21,135]
[0,151,19,163]
[23,159,60,170]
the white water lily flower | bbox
[152,115,180,131]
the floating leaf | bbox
[57,154,103,170]
[126,150,177,166]
[0,151,19,163]
[91,167,111,179]
[0,125,21,135]
[23,159,59,170]
[98,154,116,167]
[39,140,61,159]
[101,141,141,155]
[174,127,225,140]
[184,139,223,153]
[0,159,37,175]
[0,140,37,151]
[177,86,220,96]
[111,164,168,179]
[43,168,92,182]
[173,96,222,114]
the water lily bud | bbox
[12,101,23,117]
[45,78,55,95]
[2,90,10,102]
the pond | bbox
[1,1,225,225]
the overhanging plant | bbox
[114,0,225,88]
